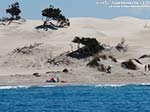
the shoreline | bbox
[1,82,150,88]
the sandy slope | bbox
[0,16,150,85]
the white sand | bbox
[0,16,150,86]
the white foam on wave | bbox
[138,83,150,86]
[1,83,150,90]
[38,85,58,88]
[95,84,127,88]
[0,85,58,90]
[95,83,150,87]
[0,85,30,90]
[63,84,127,88]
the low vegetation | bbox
[115,38,128,52]
[12,43,43,55]
[67,36,105,59]
[121,59,142,70]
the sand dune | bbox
[0,17,150,85]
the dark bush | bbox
[68,37,105,59]
[41,5,70,28]
[33,72,40,77]
[121,59,138,70]
[6,2,21,20]
[87,57,100,67]
[63,69,69,73]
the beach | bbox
[0,17,150,86]
[0,69,150,86]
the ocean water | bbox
[0,84,150,112]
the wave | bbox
[95,84,126,88]
[37,85,58,88]
[65,83,150,88]
[0,85,58,90]
[137,83,150,86]
[1,83,150,90]
[95,83,150,88]
[0,85,30,90]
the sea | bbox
[0,84,150,112]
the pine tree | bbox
[6,2,21,20]
[42,5,70,27]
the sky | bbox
[0,0,150,19]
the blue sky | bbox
[0,0,150,19]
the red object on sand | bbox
[50,77,55,82]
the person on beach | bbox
[50,77,56,83]
[107,65,111,73]
[101,64,106,72]
[54,72,59,83]
[148,64,150,71]
[145,64,150,71]
[145,64,147,71]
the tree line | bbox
[1,2,70,28]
